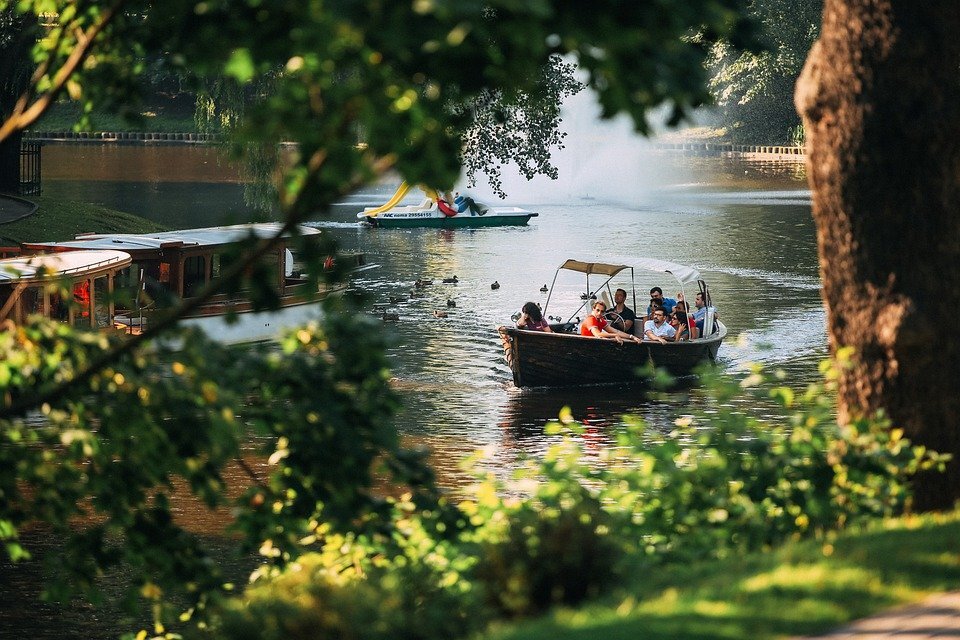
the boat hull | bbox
[363,209,537,228]
[178,296,327,344]
[498,323,726,388]
[116,285,346,345]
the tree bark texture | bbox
[796,1,960,510]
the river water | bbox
[39,143,823,480]
[1,142,824,638]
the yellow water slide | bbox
[362,181,413,217]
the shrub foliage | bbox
[200,362,946,640]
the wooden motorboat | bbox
[0,249,132,329]
[357,182,538,228]
[22,224,373,344]
[498,258,726,388]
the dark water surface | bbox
[1,143,823,638]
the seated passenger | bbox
[692,291,719,335]
[581,300,641,344]
[646,287,677,315]
[605,288,637,333]
[640,299,664,325]
[643,308,676,344]
[670,310,697,341]
[516,301,552,332]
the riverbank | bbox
[492,509,960,640]
[0,195,168,244]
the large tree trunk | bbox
[796,1,960,510]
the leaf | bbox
[225,48,256,83]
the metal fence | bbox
[19,140,42,196]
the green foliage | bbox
[707,0,822,143]
[208,510,488,640]
[0,7,37,113]
[197,363,944,640]
[0,310,435,632]
[458,55,583,198]
[7,0,759,203]
[609,365,945,562]
[460,428,632,617]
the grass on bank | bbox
[491,510,960,640]
[0,196,168,244]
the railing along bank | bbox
[654,141,805,160]
[23,132,807,160]
[24,131,223,143]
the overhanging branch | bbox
[0,0,127,143]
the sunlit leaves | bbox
[224,48,255,82]
[707,0,822,143]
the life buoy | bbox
[437,200,458,217]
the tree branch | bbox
[0,0,127,143]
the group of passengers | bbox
[516,286,717,343]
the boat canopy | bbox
[559,258,701,286]
[24,223,320,252]
[630,258,701,286]
[558,260,630,277]
[0,250,131,283]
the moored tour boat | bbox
[498,258,726,388]
[0,249,132,329]
[357,182,538,228]
[22,224,371,345]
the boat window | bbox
[183,255,206,298]
[50,290,68,323]
[259,252,280,288]
[73,279,91,328]
[0,287,13,322]
[21,287,43,319]
[93,275,110,328]
[208,253,226,291]
[113,265,137,312]
[137,261,171,303]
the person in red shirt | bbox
[580,300,641,344]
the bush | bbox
[204,506,489,640]
[461,450,632,616]
[199,362,946,640]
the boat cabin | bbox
[0,250,132,329]
[22,224,324,315]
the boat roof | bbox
[559,258,702,285]
[23,223,321,252]
[0,250,132,283]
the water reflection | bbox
[42,144,251,226]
